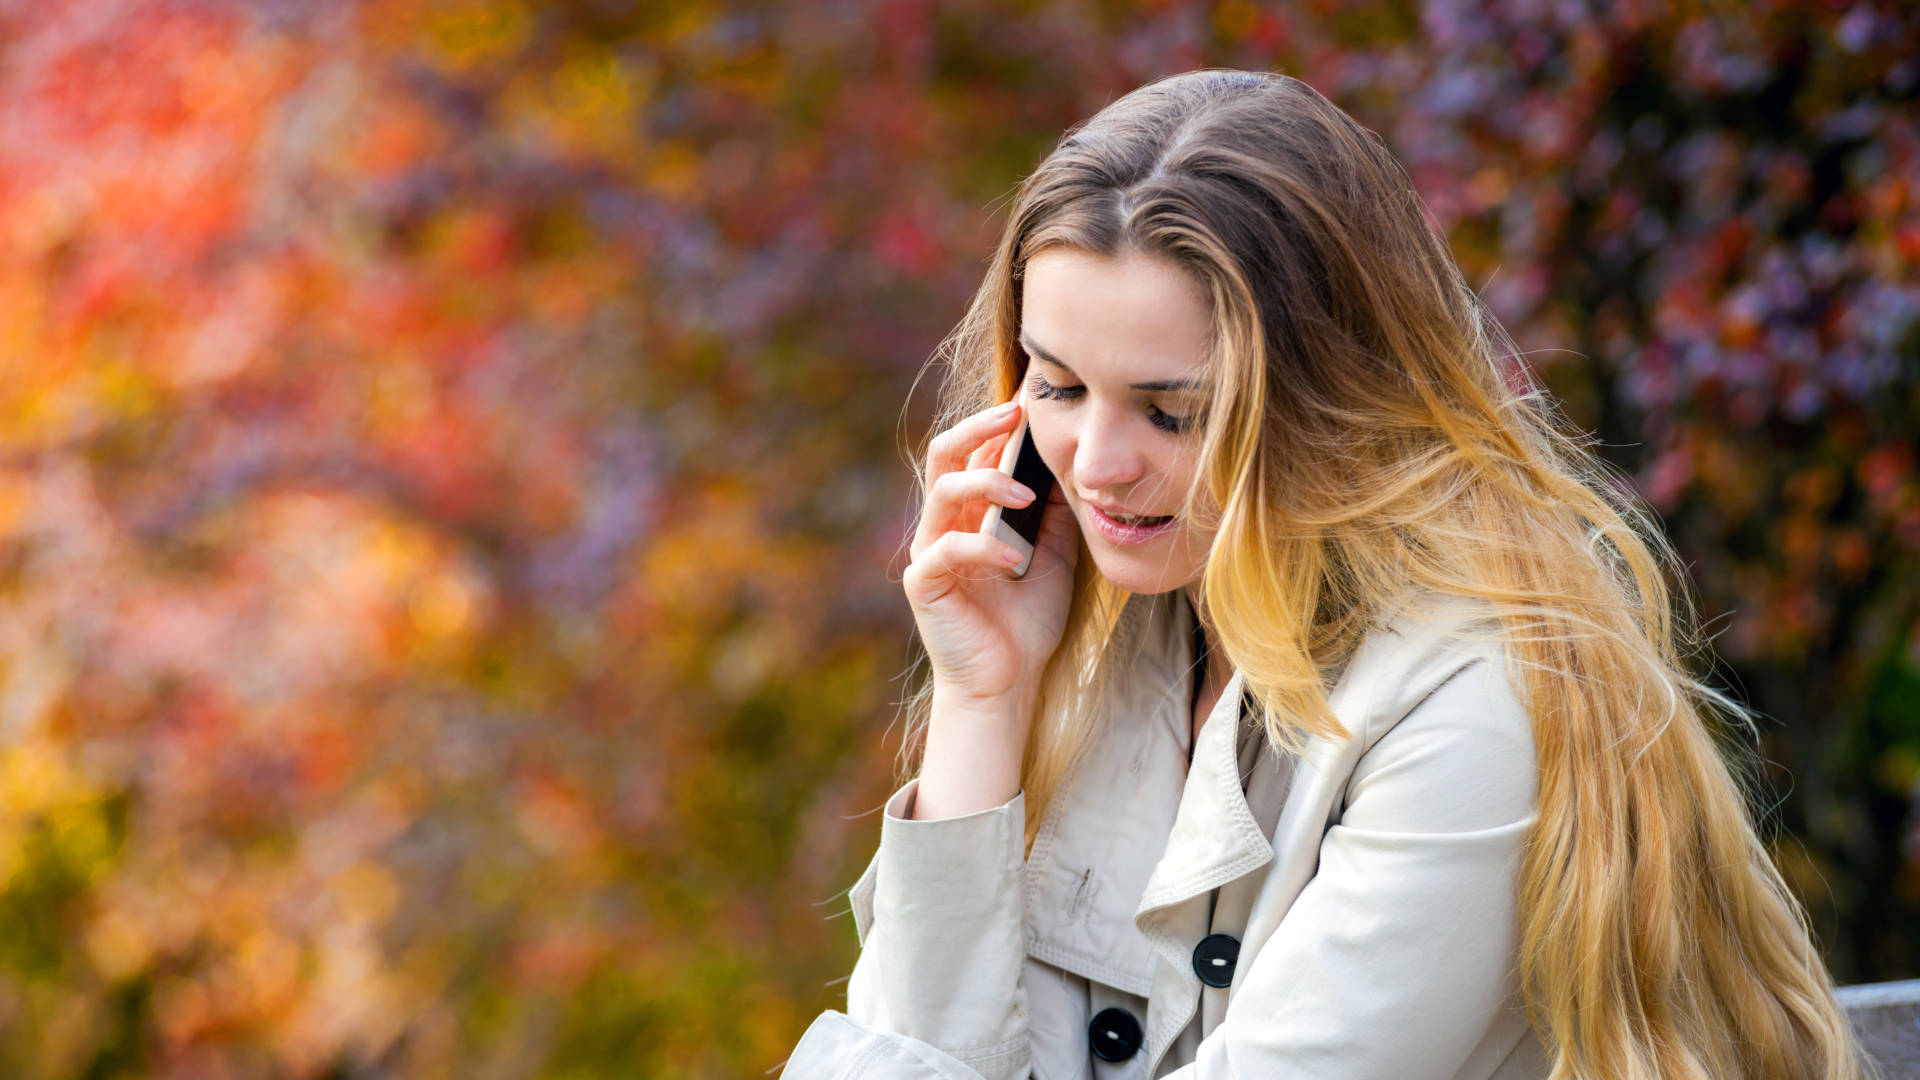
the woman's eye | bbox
[1025,375,1194,435]
[1153,409,1194,435]
[1025,375,1080,402]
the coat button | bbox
[1087,1006,1142,1062]
[1192,933,1240,988]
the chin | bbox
[1088,553,1192,597]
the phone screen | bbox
[999,422,1055,549]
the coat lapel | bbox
[1132,663,1272,916]
[1129,655,1291,1076]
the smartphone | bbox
[977,391,1056,578]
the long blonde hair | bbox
[893,69,1870,1079]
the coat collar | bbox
[1023,586,1276,997]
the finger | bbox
[1035,482,1078,558]
[904,529,1026,603]
[967,429,1013,473]
[926,401,1021,487]
[911,467,1037,560]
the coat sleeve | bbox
[1165,655,1541,1080]
[780,778,1032,1080]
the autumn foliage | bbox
[0,0,1912,1075]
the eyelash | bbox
[1025,374,1194,435]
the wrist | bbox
[916,686,1036,820]
[929,682,1038,726]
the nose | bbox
[1069,405,1149,497]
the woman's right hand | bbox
[903,395,1080,710]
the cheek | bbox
[1167,462,1210,524]
[1028,420,1070,479]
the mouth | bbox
[1086,502,1177,544]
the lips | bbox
[1087,500,1169,523]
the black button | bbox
[1087,1006,1142,1062]
[1192,933,1240,988]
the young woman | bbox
[784,70,1869,1080]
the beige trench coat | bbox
[784,586,1552,1080]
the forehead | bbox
[1020,248,1210,380]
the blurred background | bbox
[0,0,1914,1075]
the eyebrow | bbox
[1019,330,1203,392]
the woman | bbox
[784,70,1869,1080]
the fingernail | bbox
[1011,483,1036,502]
[992,401,1018,416]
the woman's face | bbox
[1019,246,1217,596]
